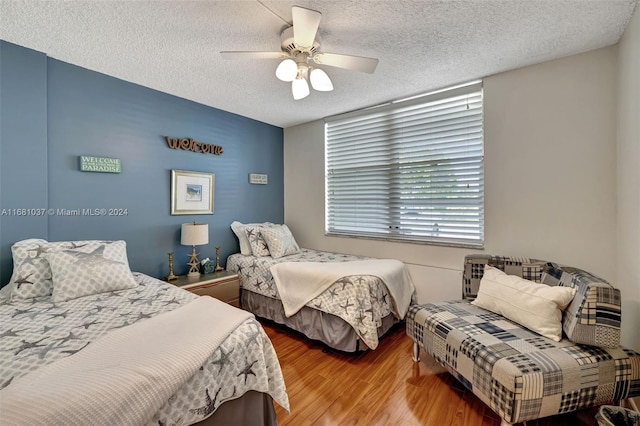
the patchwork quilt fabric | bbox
[462,255,622,348]
[407,301,640,424]
[0,273,288,425]
[228,249,413,350]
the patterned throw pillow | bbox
[245,227,271,257]
[8,239,52,301]
[230,221,277,255]
[260,225,300,259]
[44,240,138,303]
[9,239,113,301]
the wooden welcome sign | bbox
[165,136,223,155]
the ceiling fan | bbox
[220,6,379,100]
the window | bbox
[325,81,484,247]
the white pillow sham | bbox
[44,240,137,303]
[471,265,576,341]
[260,224,300,258]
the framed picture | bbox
[171,169,214,215]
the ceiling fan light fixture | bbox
[275,59,297,82]
[292,77,310,100]
[310,68,333,91]
[221,6,379,100]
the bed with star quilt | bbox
[0,238,289,426]
[227,248,416,352]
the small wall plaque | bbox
[79,156,121,173]
[249,173,268,185]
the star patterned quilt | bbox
[227,249,417,350]
[0,272,289,425]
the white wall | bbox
[285,46,619,307]
[483,47,617,278]
[617,7,640,351]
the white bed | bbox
[0,238,289,425]
[227,248,416,352]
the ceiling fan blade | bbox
[220,51,289,60]
[313,52,379,74]
[292,6,321,50]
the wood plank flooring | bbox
[261,320,600,426]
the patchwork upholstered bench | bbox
[406,255,640,425]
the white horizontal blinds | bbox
[325,82,484,247]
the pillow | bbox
[44,240,137,303]
[245,227,271,257]
[230,221,276,255]
[471,265,576,341]
[7,239,50,300]
[260,224,300,258]
[9,240,111,301]
[231,221,252,255]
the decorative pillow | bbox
[9,240,110,301]
[230,221,276,255]
[260,225,300,259]
[44,240,137,303]
[471,265,576,341]
[245,227,271,257]
[8,238,51,300]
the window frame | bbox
[324,81,484,248]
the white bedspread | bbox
[0,296,253,426]
[271,259,415,319]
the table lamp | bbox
[181,221,209,276]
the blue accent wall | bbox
[0,42,49,284]
[0,41,284,285]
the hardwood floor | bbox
[261,320,600,426]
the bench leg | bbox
[412,341,420,362]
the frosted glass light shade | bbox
[181,223,209,246]
[310,68,333,91]
[275,59,297,82]
[292,77,310,100]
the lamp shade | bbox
[275,59,297,82]
[181,222,209,246]
[310,68,333,91]
[292,77,310,100]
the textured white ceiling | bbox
[0,1,637,128]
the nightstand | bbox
[169,270,240,307]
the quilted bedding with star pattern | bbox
[0,272,289,425]
[227,249,417,350]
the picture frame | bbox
[171,169,214,215]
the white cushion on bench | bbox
[472,265,575,341]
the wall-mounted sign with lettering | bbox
[165,136,223,156]
[249,173,268,185]
[79,156,121,173]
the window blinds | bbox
[325,82,484,247]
